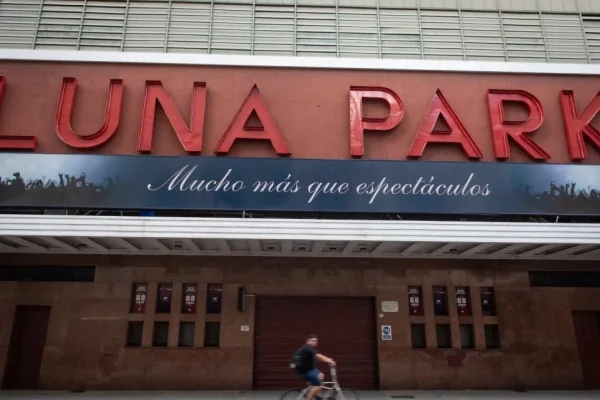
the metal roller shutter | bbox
[253,297,378,390]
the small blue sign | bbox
[382,325,392,341]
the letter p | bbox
[349,87,404,157]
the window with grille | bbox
[379,9,421,59]
[152,321,169,347]
[210,3,253,55]
[460,324,475,349]
[480,287,497,316]
[433,286,448,316]
[179,322,195,348]
[436,324,451,349]
[253,4,294,56]
[126,321,143,347]
[583,14,600,63]
[420,10,464,60]
[411,324,426,349]
[484,325,501,349]
[156,283,173,314]
[204,322,220,348]
[206,284,223,314]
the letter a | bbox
[214,85,290,155]
[408,89,482,159]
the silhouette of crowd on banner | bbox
[522,181,600,213]
[0,171,122,207]
[1,169,600,215]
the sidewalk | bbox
[0,391,599,400]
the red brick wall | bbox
[0,255,599,390]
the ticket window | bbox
[480,287,497,316]
[408,286,424,316]
[206,284,223,314]
[456,287,472,316]
[433,286,449,316]
[156,283,173,314]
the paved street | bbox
[0,391,599,400]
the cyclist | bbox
[292,334,336,400]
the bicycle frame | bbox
[295,367,345,400]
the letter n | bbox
[214,85,290,155]
[560,90,600,161]
[0,76,36,150]
[55,77,124,149]
[138,81,206,153]
[408,89,482,159]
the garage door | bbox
[253,297,378,390]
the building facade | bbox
[1,0,600,392]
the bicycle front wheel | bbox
[279,389,304,400]
[334,388,360,400]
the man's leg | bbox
[305,370,324,400]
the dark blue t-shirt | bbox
[295,344,319,374]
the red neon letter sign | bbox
[560,90,600,160]
[215,85,290,155]
[487,89,549,161]
[349,86,404,157]
[0,76,36,150]
[408,89,482,159]
[55,77,123,149]
[138,81,206,153]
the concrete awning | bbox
[0,214,600,260]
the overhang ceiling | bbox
[0,215,600,260]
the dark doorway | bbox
[2,306,51,389]
[572,311,600,389]
[253,297,378,390]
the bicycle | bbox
[279,366,359,400]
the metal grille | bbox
[459,324,475,349]
[0,0,597,64]
[178,322,195,347]
[411,324,426,349]
[484,324,501,349]
[126,321,143,347]
[152,321,169,347]
[436,324,451,349]
[204,322,220,347]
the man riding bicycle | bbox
[292,334,336,400]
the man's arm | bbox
[315,353,336,366]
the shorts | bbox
[301,369,323,386]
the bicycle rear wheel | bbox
[279,389,304,400]
[334,388,359,400]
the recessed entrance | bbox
[253,296,378,390]
[2,306,51,389]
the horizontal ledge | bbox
[1,49,600,76]
[0,215,599,244]
[0,246,599,261]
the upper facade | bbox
[1,0,599,64]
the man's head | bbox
[306,334,318,347]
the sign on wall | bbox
[382,325,392,341]
[1,153,600,216]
